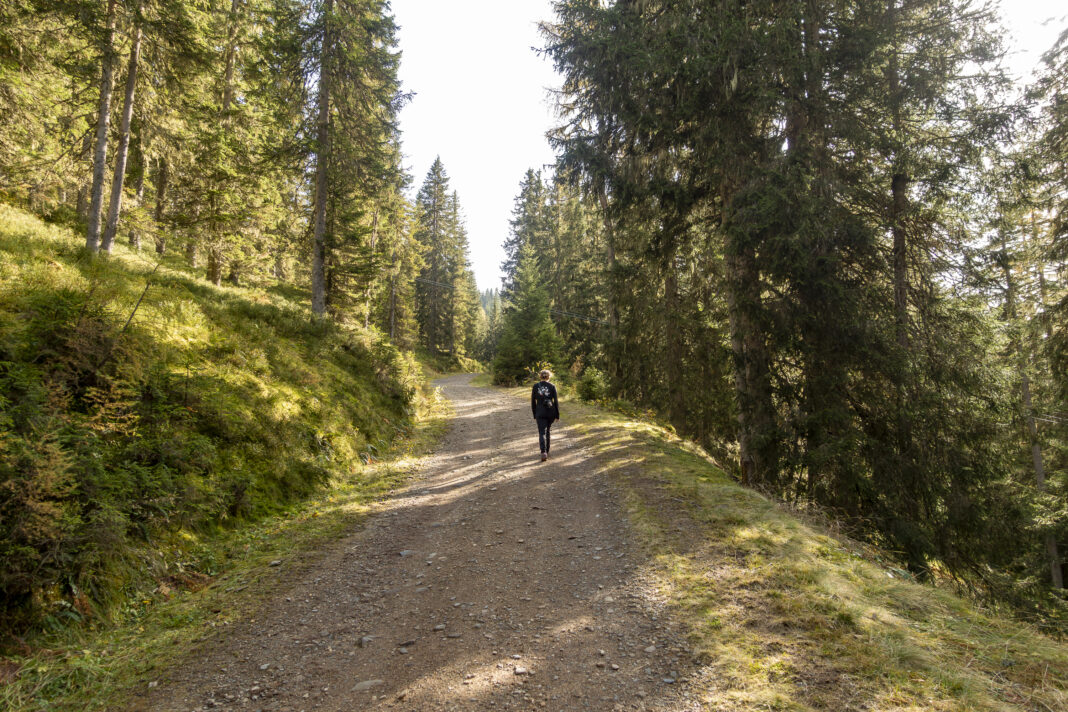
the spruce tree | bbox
[493,245,563,385]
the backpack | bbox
[535,383,555,410]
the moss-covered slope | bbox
[0,204,419,630]
[560,394,1067,711]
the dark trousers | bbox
[536,417,554,453]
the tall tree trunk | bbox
[388,240,398,340]
[664,251,687,428]
[207,244,224,286]
[596,184,621,383]
[364,206,380,328]
[389,276,397,340]
[101,1,144,253]
[1022,369,1063,589]
[310,0,334,317]
[1002,248,1063,589]
[86,0,119,252]
[128,123,145,249]
[221,0,244,113]
[1031,210,1053,341]
[725,242,778,489]
[76,129,93,220]
[154,156,169,254]
[883,0,928,579]
[887,0,910,351]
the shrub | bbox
[577,366,608,402]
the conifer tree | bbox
[493,245,563,385]
[412,160,480,356]
[502,169,551,297]
[542,0,1032,587]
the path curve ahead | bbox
[135,374,699,711]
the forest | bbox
[0,0,1066,644]
[490,0,1068,615]
[0,0,487,631]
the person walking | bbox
[531,369,560,462]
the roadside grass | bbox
[0,204,452,709]
[503,384,1068,711]
[0,384,450,712]
[415,348,485,380]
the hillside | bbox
[0,204,427,634]
[562,393,1068,710]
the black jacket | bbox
[531,381,560,420]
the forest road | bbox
[131,374,702,712]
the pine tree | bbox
[502,169,551,297]
[543,0,1029,587]
[412,160,479,356]
[493,245,563,385]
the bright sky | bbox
[392,0,1065,293]
[392,0,558,292]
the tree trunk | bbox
[186,240,199,268]
[221,0,244,113]
[207,245,224,286]
[86,0,119,252]
[77,185,89,221]
[1002,249,1063,589]
[154,156,169,254]
[1031,210,1053,341]
[725,243,777,489]
[310,0,334,317]
[101,1,144,253]
[1021,369,1063,589]
[364,206,380,328]
[128,125,145,249]
[664,251,686,428]
[389,275,397,340]
[886,0,910,353]
[596,184,621,384]
[76,129,93,220]
[388,241,398,339]
[227,259,241,286]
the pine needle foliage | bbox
[492,245,563,385]
[532,0,1068,607]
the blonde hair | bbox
[539,369,552,380]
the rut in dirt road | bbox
[133,374,703,712]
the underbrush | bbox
[0,204,420,635]
[0,381,449,712]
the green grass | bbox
[0,387,450,712]
[0,204,453,708]
[508,384,1068,711]
[415,347,485,379]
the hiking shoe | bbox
[541,453,548,462]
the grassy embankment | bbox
[0,204,451,710]
[517,383,1068,711]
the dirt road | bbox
[133,374,700,711]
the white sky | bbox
[392,0,1066,293]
